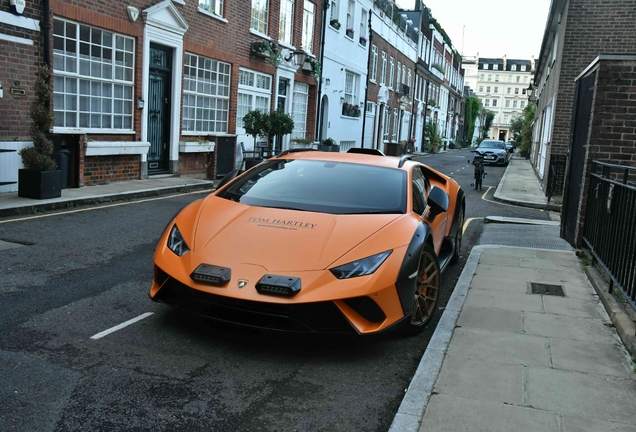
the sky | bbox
[395,0,552,59]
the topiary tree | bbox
[481,110,496,140]
[19,65,57,171]
[263,109,294,151]
[242,109,268,152]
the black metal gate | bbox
[147,44,172,174]
[562,72,596,246]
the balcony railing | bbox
[582,161,636,310]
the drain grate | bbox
[529,282,566,296]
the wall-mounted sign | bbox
[10,0,26,16]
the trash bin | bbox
[59,149,70,189]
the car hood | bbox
[191,197,402,272]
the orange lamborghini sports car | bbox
[150,148,465,335]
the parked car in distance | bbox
[475,140,512,166]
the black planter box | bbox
[18,169,62,199]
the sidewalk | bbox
[390,156,636,432]
[0,175,217,217]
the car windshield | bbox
[478,141,505,149]
[218,159,407,215]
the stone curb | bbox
[388,245,488,432]
[585,265,636,358]
[0,182,216,218]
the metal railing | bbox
[582,161,636,310]
[546,154,567,203]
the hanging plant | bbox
[250,41,283,67]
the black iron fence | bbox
[582,161,636,310]
[547,154,567,203]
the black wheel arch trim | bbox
[448,188,465,241]
[395,222,434,317]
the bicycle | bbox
[469,155,487,191]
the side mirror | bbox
[427,186,449,216]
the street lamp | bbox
[527,83,538,103]
[284,50,308,68]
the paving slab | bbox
[470,273,538,293]
[549,337,635,378]
[446,327,551,367]
[465,289,544,313]
[457,305,523,333]
[562,415,636,432]
[526,367,636,425]
[543,295,604,319]
[478,253,524,266]
[433,355,524,405]
[420,394,560,432]
[524,312,615,344]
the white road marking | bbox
[90,312,154,340]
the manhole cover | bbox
[529,282,566,296]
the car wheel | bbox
[404,244,440,334]
[450,206,464,264]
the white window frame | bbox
[484,99,490,107]
[346,0,354,35]
[251,0,269,34]
[370,45,378,82]
[291,82,309,139]
[199,0,224,18]
[383,107,390,141]
[237,68,272,130]
[182,53,231,134]
[53,18,135,132]
[389,57,395,89]
[396,61,401,88]
[380,52,387,85]
[330,0,339,23]
[359,9,367,44]
[279,0,294,45]
[302,0,316,53]
[511,64,517,71]
[343,70,359,113]
[392,108,398,141]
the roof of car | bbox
[276,149,413,170]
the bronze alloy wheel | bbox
[410,244,440,328]
[451,207,464,264]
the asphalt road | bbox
[0,150,553,431]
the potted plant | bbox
[263,108,294,153]
[425,122,442,153]
[242,109,268,168]
[250,41,283,66]
[330,19,341,30]
[359,35,367,46]
[302,57,321,80]
[318,137,340,152]
[18,65,62,199]
[346,27,354,38]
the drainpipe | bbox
[360,13,373,148]
[315,0,329,143]
[42,0,51,70]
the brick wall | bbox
[83,154,140,185]
[179,152,210,178]
[541,0,636,190]
[573,58,636,245]
[0,0,44,142]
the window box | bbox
[345,28,354,38]
[330,19,341,30]
[250,41,283,66]
[342,102,361,118]
[359,36,367,46]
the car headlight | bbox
[167,224,190,256]
[330,250,392,279]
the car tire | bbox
[450,206,464,264]
[403,244,441,334]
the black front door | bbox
[562,71,596,246]
[147,44,172,174]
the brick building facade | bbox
[1,0,322,189]
[531,0,636,191]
